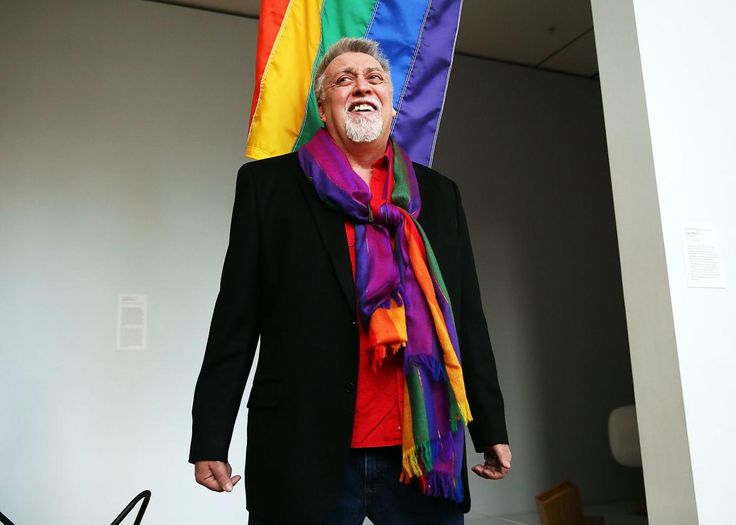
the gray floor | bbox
[364,501,648,525]
[465,502,648,525]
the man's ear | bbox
[318,100,327,123]
[392,107,397,118]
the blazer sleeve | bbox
[451,180,509,452]
[189,163,262,463]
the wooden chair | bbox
[535,481,604,525]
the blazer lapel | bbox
[295,169,356,315]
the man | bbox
[190,38,511,525]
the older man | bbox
[190,38,511,525]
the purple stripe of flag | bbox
[392,0,462,166]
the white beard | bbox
[344,101,384,143]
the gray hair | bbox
[313,37,391,103]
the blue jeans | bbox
[248,446,464,525]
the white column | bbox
[591,1,736,524]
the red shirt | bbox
[345,144,405,448]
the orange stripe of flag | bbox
[249,0,291,125]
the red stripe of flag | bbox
[249,0,292,125]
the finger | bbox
[213,469,235,492]
[472,463,498,479]
[485,456,511,470]
[206,462,236,492]
[481,466,507,480]
[197,476,224,492]
[223,463,242,489]
[495,453,512,469]
[473,466,498,479]
[195,467,224,492]
[195,472,240,492]
[472,463,509,480]
[488,463,510,479]
[489,445,512,468]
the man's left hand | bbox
[472,443,512,480]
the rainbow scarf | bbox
[298,129,472,502]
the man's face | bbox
[318,52,395,148]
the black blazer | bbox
[189,152,507,524]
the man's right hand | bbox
[194,460,241,492]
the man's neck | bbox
[338,137,389,186]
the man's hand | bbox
[194,460,242,492]
[472,444,512,480]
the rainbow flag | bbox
[246,0,464,166]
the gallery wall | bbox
[593,0,736,523]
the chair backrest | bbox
[0,490,150,525]
[609,404,642,467]
[110,490,151,525]
[0,510,16,525]
[535,480,586,525]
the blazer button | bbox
[351,320,357,326]
[345,381,356,393]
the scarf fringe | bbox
[406,354,447,382]
[371,342,406,371]
[425,470,463,501]
[405,355,472,429]
[401,444,465,502]
[401,428,462,479]
[402,446,425,478]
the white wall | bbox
[0,1,256,523]
[0,0,639,522]
[592,1,736,523]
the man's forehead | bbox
[326,52,384,74]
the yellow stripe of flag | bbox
[246,0,324,159]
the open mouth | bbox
[348,101,378,113]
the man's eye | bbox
[335,76,353,85]
[368,74,384,83]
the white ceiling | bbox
[156,0,598,77]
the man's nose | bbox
[352,74,372,94]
